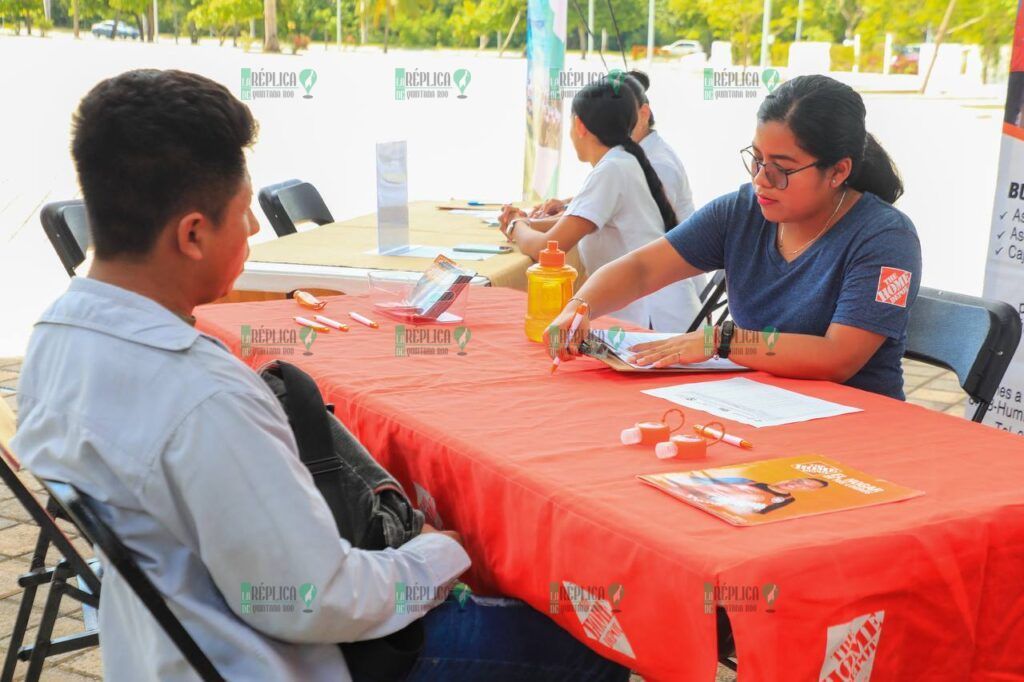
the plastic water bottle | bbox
[525,241,578,343]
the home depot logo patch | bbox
[819,610,885,681]
[875,267,912,307]
[413,482,443,529]
[562,580,636,659]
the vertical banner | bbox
[981,0,1024,434]
[523,0,568,202]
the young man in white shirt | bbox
[12,69,629,682]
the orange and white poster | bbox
[638,455,923,526]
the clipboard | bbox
[579,338,750,374]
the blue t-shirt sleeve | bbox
[831,222,922,340]
[665,191,737,272]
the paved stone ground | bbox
[0,356,968,680]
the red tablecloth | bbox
[196,287,1024,681]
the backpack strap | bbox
[259,361,334,465]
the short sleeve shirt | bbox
[666,183,922,399]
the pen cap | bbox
[538,241,565,267]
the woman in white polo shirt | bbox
[625,70,696,221]
[499,79,702,331]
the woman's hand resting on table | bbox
[628,331,714,368]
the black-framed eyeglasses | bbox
[740,146,819,190]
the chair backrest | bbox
[262,180,333,236]
[258,179,334,237]
[905,286,1022,422]
[40,201,91,278]
[43,480,225,682]
[0,446,100,595]
[686,270,730,333]
[257,178,301,237]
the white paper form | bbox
[642,377,862,427]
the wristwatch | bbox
[717,321,735,359]
[504,218,527,242]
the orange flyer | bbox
[638,455,923,526]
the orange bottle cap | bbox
[538,240,565,267]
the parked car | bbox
[890,44,921,74]
[663,39,705,59]
[91,20,140,39]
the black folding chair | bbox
[904,286,1022,423]
[0,445,99,682]
[257,179,334,237]
[42,480,225,682]
[40,201,91,279]
[686,270,730,333]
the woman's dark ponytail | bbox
[855,133,903,204]
[621,138,677,230]
[572,80,678,231]
[757,74,904,204]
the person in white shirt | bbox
[12,69,629,682]
[624,70,696,221]
[527,71,696,225]
[500,79,702,331]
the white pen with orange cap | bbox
[694,424,753,449]
[550,302,589,375]
[294,316,330,332]
[349,311,379,329]
[314,314,349,331]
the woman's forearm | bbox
[572,255,648,320]
[729,326,869,383]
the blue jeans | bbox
[403,594,631,682]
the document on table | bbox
[595,331,744,372]
[642,377,862,428]
[366,245,493,261]
[446,209,502,222]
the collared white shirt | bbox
[12,277,470,681]
[566,146,703,332]
[639,130,696,222]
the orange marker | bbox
[295,316,330,332]
[314,314,349,331]
[349,311,379,329]
[694,424,753,449]
[550,302,588,375]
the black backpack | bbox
[259,360,425,681]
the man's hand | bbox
[422,523,463,547]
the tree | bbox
[189,0,260,44]
[265,0,280,51]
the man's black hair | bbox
[71,69,258,258]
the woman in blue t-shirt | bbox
[546,74,922,400]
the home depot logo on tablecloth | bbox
[561,581,636,659]
[819,610,885,681]
[875,267,912,307]
[413,482,443,529]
